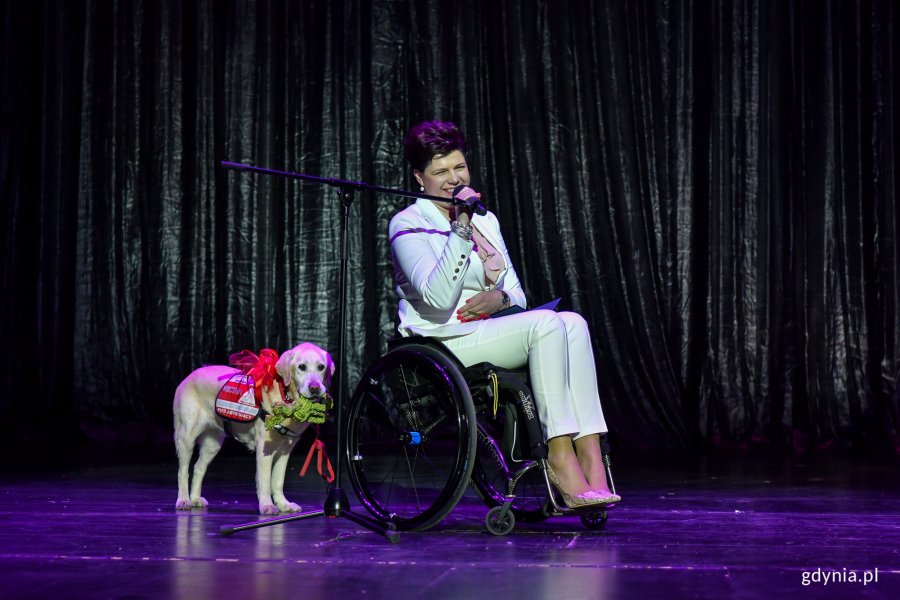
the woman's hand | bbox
[448,187,481,225]
[456,290,506,322]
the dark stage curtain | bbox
[1,0,897,454]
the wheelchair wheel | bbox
[471,418,549,523]
[485,505,516,536]
[580,510,608,530]
[346,343,477,531]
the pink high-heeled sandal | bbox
[546,464,619,508]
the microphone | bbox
[452,184,488,216]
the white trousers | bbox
[439,310,608,440]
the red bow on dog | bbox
[229,348,281,402]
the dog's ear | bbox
[276,350,295,385]
[326,352,335,382]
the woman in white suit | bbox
[389,121,620,507]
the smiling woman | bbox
[415,150,474,213]
[388,120,621,508]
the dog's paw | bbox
[259,503,280,515]
[277,501,302,513]
[175,496,207,510]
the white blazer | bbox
[389,198,527,337]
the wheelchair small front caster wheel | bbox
[485,506,516,536]
[580,510,608,530]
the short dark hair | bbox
[403,120,467,173]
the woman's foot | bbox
[545,442,607,507]
[578,455,615,494]
[546,457,592,495]
[574,435,614,491]
[547,437,592,493]
[574,435,621,503]
[545,463,613,508]
[589,490,621,504]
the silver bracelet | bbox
[450,221,473,241]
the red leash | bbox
[300,433,335,483]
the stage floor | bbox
[0,447,897,599]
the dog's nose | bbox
[308,384,322,396]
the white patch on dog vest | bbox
[215,374,260,422]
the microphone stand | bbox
[216,161,473,543]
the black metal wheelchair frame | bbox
[344,337,617,535]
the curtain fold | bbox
[1,0,897,452]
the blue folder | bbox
[491,297,561,318]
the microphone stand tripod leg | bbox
[219,508,326,536]
[219,490,398,542]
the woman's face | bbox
[414,150,471,213]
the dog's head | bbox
[275,342,334,400]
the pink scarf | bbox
[471,228,505,286]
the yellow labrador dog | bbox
[174,342,334,514]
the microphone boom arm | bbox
[220,161,480,210]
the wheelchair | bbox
[344,337,618,535]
